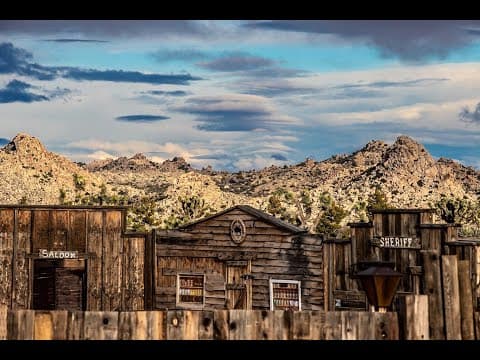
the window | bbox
[176,273,205,307]
[269,279,301,311]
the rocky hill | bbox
[0,133,108,204]
[0,133,478,233]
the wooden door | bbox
[32,259,86,310]
[225,261,252,309]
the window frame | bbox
[269,278,302,311]
[176,273,206,308]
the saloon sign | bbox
[39,249,79,259]
[370,236,421,249]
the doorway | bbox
[33,259,86,310]
[225,261,252,309]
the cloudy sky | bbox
[1,20,479,170]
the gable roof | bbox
[179,204,307,234]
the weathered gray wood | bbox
[34,310,68,340]
[84,311,119,340]
[442,255,462,340]
[323,311,341,340]
[422,250,445,339]
[398,295,429,340]
[458,260,475,340]
[0,306,7,340]
[213,310,229,340]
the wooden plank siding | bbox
[0,206,147,312]
[155,206,323,311]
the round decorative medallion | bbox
[230,219,246,244]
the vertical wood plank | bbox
[123,237,145,311]
[69,210,87,252]
[32,210,50,251]
[51,210,68,250]
[442,255,462,340]
[183,310,199,340]
[213,310,229,340]
[476,312,480,340]
[422,250,445,339]
[118,311,164,340]
[0,306,7,340]
[86,211,103,311]
[67,311,84,340]
[103,211,123,311]
[254,310,274,340]
[398,295,429,340]
[373,312,399,340]
[8,309,35,340]
[323,311,341,340]
[310,310,325,340]
[273,310,292,340]
[458,260,475,340]
[166,310,185,340]
[34,311,69,340]
[12,210,31,309]
[84,311,119,340]
[0,209,14,307]
[292,311,311,340]
[198,310,214,340]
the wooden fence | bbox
[0,308,398,340]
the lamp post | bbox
[356,261,402,313]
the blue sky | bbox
[0,20,479,170]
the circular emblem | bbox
[230,219,246,244]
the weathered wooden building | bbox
[325,208,480,313]
[0,205,151,311]
[154,205,323,311]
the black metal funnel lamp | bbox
[356,261,402,313]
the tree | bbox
[127,197,161,231]
[314,192,348,237]
[58,188,66,204]
[366,187,392,220]
[73,173,86,191]
[435,195,480,236]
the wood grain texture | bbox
[458,260,475,339]
[442,255,461,340]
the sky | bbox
[0,20,479,171]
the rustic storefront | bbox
[324,208,480,312]
[0,205,152,311]
[153,205,323,311]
